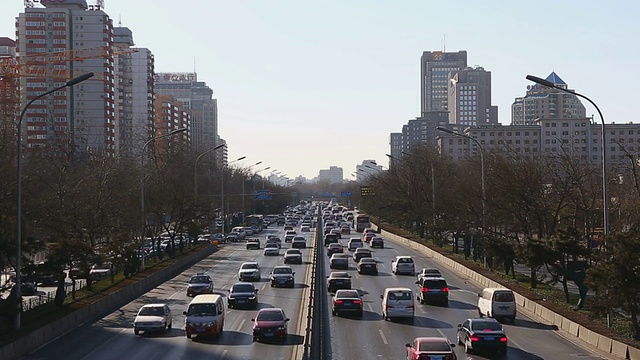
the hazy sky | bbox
[2,1,638,180]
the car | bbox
[416,276,449,306]
[270,265,295,287]
[243,227,254,236]
[332,289,363,317]
[381,287,414,321]
[284,248,303,264]
[329,253,349,270]
[251,308,290,342]
[265,236,282,249]
[324,233,339,246]
[134,304,172,335]
[20,276,38,295]
[340,223,351,234]
[352,248,372,262]
[187,273,214,296]
[300,225,310,232]
[89,263,112,281]
[392,255,415,275]
[456,318,507,356]
[357,257,378,275]
[327,243,344,256]
[246,238,261,250]
[347,238,363,251]
[405,337,457,360]
[238,262,261,281]
[263,242,280,256]
[330,228,342,239]
[291,236,307,248]
[370,237,384,248]
[284,232,296,243]
[417,267,442,279]
[363,232,376,242]
[326,271,352,293]
[225,233,238,243]
[283,225,294,232]
[324,226,334,236]
[227,282,259,309]
[229,230,244,241]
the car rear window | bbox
[472,321,503,331]
[232,284,255,293]
[419,340,451,352]
[388,291,412,300]
[422,279,447,288]
[398,258,414,264]
[494,292,514,302]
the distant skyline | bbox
[2,0,639,179]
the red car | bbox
[251,308,289,342]
[405,337,457,360]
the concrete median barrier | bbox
[629,344,640,360]
[612,340,629,359]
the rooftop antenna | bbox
[118,14,122,27]
[443,34,446,53]
[193,56,197,74]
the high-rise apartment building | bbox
[154,94,191,146]
[355,160,382,183]
[388,111,459,161]
[154,73,218,152]
[16,0,116,154]
[448,66,498,127]
[113,26,154,159]
[420,50,467,114]
[511,72,586,125]
[318,166,343,184]
[0,37,18,140]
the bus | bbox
[245,214,264,233]
[354,214,370,232]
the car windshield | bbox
[257,311,284,321]
[273,267,292,274]
[232,284,255,293]
[138,306,164,316]
[398,258,413,264]
[189,276,210,283]
[242,263,258,269]
[494,292,515,302]
[419,340,451,352]
[472,321,503,331]
[388,291,412,300]
[186,303,217,316]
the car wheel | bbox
[134,328,139,335]
[186,332,192,339]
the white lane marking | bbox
[260,283,267,291]
[378,329,388,345]
[80,328,128,360]
[220,349,228,359]
[367,303,374,312]
[235,319,245,332]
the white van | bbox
[380,287,414,321]
[477,288,516,322]
[183,294,225,339]
[231,227,246,239]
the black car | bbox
[187,273,214,297]
[415,276,449,306]
[228,282,259,309]
[327,243,344,256]
[246,238,261,250]
[357,258,378,275]
[332,289,363,317]
[270,266,295,287]
[457,318,508,356]
[324,233,338,246]
[326,271,352,293]
[370,237,384,248]
[329,254,349,270]
[352,248,372,262]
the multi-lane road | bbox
[22,221,607,360]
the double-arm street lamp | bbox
[221,156,246,234]
[242,161,262,222]
[140,127,187,270]
[253,166,271,213]
[14,72,94,330]
[526,75,609,241]
[195,144,225,200]
[436,126,486,263]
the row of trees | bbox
[359,144,640,339]
[0,138,292,323]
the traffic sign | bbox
[255,189,272,200]
[341,191,352,197]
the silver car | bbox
[134,304,172,335]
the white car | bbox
[392,256,415,276]
[134,304,172,335]
[263,243,280,256]
[238,262,261,281]
[347,238,363,251]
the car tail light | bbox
[353,300,362,304]
[422,287,429,292]
[386,305,394,309]
[442,287,449,292]
[470,336,480,342]
[334,300,343,304]
[500,336,508,342]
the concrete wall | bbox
[0,245,218,360]
[375,225,638,360]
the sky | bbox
[2,0,639,180]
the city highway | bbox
[23,226,314,360]
[325,230,606,360]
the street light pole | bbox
[253,166,270,213]
[436,126,486,265]
[14,72,94,330]
[195,144,224,200]
[242,161,262,222]
[141,127,187,271]
[221,156,246,235]
[526,75,609,240]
